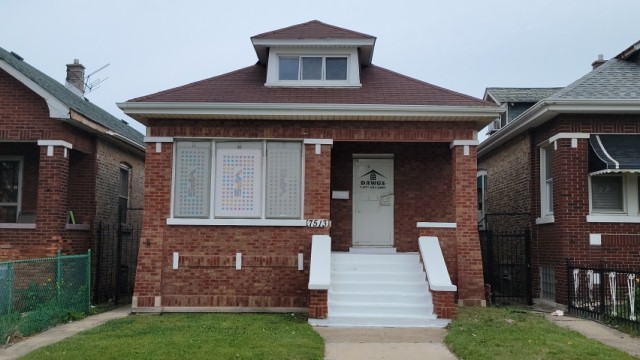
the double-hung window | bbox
[588,173,640,220]
[278,56,348,81]
[119,165,131,222]
[539,145,554,221]
[172,140,303,223]
[0,157,22,223]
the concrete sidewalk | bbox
[315,327,457,360]
[0,307,131,360]
[544,313,640,358]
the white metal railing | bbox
[308,235,331,290]
[418,236,457,291]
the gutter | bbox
[479,99,640,157]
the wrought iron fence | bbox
[567,259,639,331]
[0,250,91,341]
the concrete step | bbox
[331,270,426,283]
[309,315,449,328]
[332,262,424,273]
[330,281,428,294]
[330,301,434,317]
[329,291,431,305]
[332,252,420,264]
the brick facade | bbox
[134,118,484,315]
[480,114,640,305]
[0,67,144,261]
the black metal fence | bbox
[480,229,532,305]
[567,259,639,331]
[93,207,142,305]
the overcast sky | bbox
[2,0,640,136]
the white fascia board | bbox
[0,59,70,119]
[118,102,503,119]
[479,99,640,157]
[251,38,375,48]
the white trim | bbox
[587,215,640,223]
[166,218,307,226]
[309,235,331,290]
[0,223,36,229]
[594,135,619,169]
[419,236,457,292]
[589,234,602,246]
[37,140,73,149]
[173,252,179,269]
[416,222,457,228]
[535,215,555,224]
[303,139,333,145]
[547,132,590,144]
[450,140,479,148]
[144,136,174,143]
[0,59,70,119]
[236,253,242,270]
[118,102,503,121]
[298,253,304,271]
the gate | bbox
[93,207,142,305]
[480,229,532,305]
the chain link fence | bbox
[0,250,91,342]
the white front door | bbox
[352,158,394,247]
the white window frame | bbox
[0,156,23,223]
[168,139,306,226]
[119,164,131,222]
[477,170,487,230]
[587,172,640,223]
[536,143,554,224]
[265,47,361,87]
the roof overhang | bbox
[479,99,640,157]
[0,58,70,119]
[118,102,502,129]
[251,38,376,66]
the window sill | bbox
[0,223,36,229]
[586,215,640,223]
[535,215,555,224]
[166,218,307,227]
[66,224,90,231]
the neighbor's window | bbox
[0,157,22,223]
[119,165,131,221]
[590,175,623,213]
[278,56,348,81]
[540,266,556,301]
[540,145,553,216]
[477,171,487,229]
[173,140,303,220]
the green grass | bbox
[23,313,324,360]
[445,307,636,360]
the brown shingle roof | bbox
[128,64,491,107]
[251,20,375,40]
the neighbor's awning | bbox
[589,134,640,175]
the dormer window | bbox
[278,56,348,81]
[265,48,361,87]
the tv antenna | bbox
[84,63,110,95]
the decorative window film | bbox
[174,142,211,218]
[266,142,302,218]
[214,147,262,218]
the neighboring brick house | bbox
[119,21,500,325]
[0,47,145,260]
[478,40,640,307]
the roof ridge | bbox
[369,64,494,106]
[251,19,375,39]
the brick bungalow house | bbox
[478,40,640,307]
[0,47,145,260]
[119,20,501,326]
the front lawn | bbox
[23,313,324,360]
[445,307,635,360]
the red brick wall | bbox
[0,68,144,260]
[137,119,478,312]
[530,115,640,304]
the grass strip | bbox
[23,313,324,360]
[445,307,635,360]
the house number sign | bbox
[306,219,329,227]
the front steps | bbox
[309,251,449,328]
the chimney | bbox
[591,54,606,70]
[65,59,85,96]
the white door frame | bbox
[352,155,394,247]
